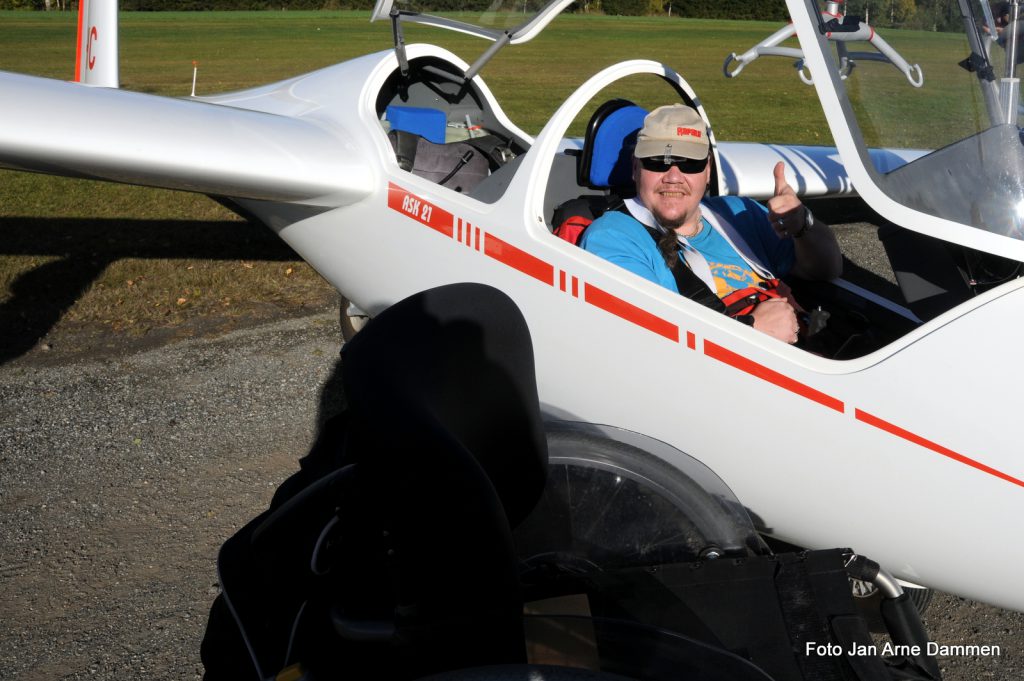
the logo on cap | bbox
[677,127,702,138]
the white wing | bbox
[0,69,373,207]
[717,141,926,200]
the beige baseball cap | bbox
[634,104,710,160]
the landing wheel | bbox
[339,296,370,342]
[515,423,764,577]
[851,578,934,632]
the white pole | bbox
[190,60,198,97]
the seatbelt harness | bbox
[639,224,727,312]
[618,198,784,320]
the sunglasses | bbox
[639,155,709,174]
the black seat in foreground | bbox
[203,283,548,681]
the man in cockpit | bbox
[579,104,843,345]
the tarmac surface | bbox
[2,217,1023,680]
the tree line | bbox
[0,0,978,33]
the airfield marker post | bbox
[191,60,199,97]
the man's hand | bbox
[766,161,806,239]
[751,297,800,344]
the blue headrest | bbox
[387,105,447,145]
[584,103,648,188]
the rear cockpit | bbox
[373,54,529,201]
[368,0,583,200]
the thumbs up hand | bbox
[766,161,805,239]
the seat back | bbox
[577,98,648,190]
[550,100,647,244]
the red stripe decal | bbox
[572,276,579,298]
[559,270,567,292]
[387,183,453,237]
[75,4,84,82]
[584,284,679,342]
[856,410,1024,488]
[475,227,481,251]
[484,234,554,285]
[705,340,844,412]
[687,331,696,350]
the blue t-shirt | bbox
[579,196,795,297]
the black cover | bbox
[203,283,549,680]
[341,282,547,528]
[586,549,898,681]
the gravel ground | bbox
[0,312,344,680]
[1,220,1022,680]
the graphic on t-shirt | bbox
[709,262,766,296]
[688,219,769,296]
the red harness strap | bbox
[721,278,784,317]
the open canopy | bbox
[789,0,1024,259]
[370,0,577,81]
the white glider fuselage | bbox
[1,32,1022,613]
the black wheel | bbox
[515,423,764,575]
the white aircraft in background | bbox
[3,0,1023,634]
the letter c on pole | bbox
[87,26,98,70]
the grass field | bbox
[0,11,983,359]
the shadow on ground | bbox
[0,217,306,365]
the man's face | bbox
[633,156,711,230]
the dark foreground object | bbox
[201,283,941,681]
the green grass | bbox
[0,11,834,139]
[0,11,982,355]
[0,10,980,141]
